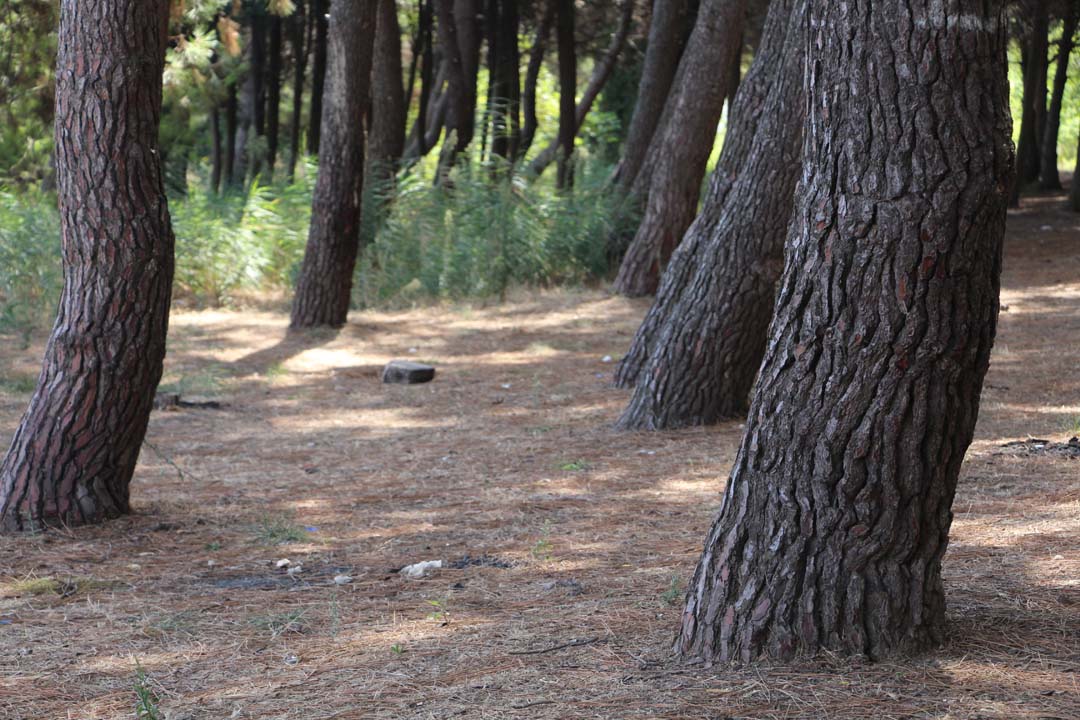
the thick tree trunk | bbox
[1012,1,1048,204]
[266,13,284,178]
[489,0,521,163]
[291,0,378,328]
[287,0,308,180]
[0,0,174,532]
[612,0,747,297]
[308,0,330,155]
[676,0,1013,664]
[615,0,805,429]
[555,0,576,190]
[518,1,555,160]
[368,0,407,185]
[1039,4,1076,190]
[528,0,636,178]
[612,0,697,190]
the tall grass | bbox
[0,157,629,333]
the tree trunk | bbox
[405,0,436,158]
[615,0,805,429]
[308,0,330,155]
[1039,3,1076,191]
[528,0,635,178]
[434,0,476,180]
[489,0,521,163]
[225,79,239,187]
[612,0,697,190]
[211,103,223,193]
[288,0,308,181]
[249,8,269,180]
[1071,131,1080,211]
[555,0,576,190]
[368,0,407,186]
[1012,1,1048,204]
[518,1,555,160]
[266,12,284,179]
[0,0,175,532]
[291,0,378,329]
[612,0,747,297]
[676,0,1013,665]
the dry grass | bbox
[0,195,1077,719]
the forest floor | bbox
[0,193,1078,720]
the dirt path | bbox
[0,195,1077,719]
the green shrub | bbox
[0,189,62,333]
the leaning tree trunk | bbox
[615,0,805,429]
[612,0,697,190]
[676,0,1013,665]
[291,0,377,328]
[612,0,747,297]
[308,0,330,155]
[555,0,576,190]
[1039,3,1076,191]
[0,0,175,532]
[368,0,407,187]
[518,0,555,160]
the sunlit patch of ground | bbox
[0,198,1077,719]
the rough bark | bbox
[616,0,805,429]
[555,0,576,190]
[612,0,697,190]
[528,0,636,178]
[0,0,175,532]
[1039,3,1076,190]
[368,0,407,185]
[676,0,1013,664]
[519,1,556,160]
[308,0,330,155]
[291,0,378,328]
[613,0,747,297]
[287,0,308,180]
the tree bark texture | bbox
[555,0,576,190]
[0,0,175,531]
[368,0,407,186]
[615,0,805,430]
[291,0,377,328]
[527,0,636,178]
[308,0,330,155]
[612,0,748,297]
[612,0,697,190]
[1038,2,1076,190]
[676,0,1013,664]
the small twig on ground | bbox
[510,700,557,709]
[509,636,597,655]
[143,439,197,483]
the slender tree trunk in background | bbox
[677,0,1013,665]
[288,0,308,180]
[616,0,804,429]
[249,8,268,180]
[266,13,284,179]
[434,0,476,180]
[480,0,498,163]
[368,0,407,187]
[1012,1,1048,204]
[405,1,436,158]
[211,103,223,193]
[490,0,521,163]
[518,1,555,160]
[528,0,635,178]
[1039,3,1076,191]
[291,0,378,328]
[308,0,330,155]
[455,0,482,124]
[405,0,424,106]
[0,0,175,532]
[225,80,239,187]
[1071,132,1080,210]
[612,0,697,190]
[613,0,747,297]
[555,0,575,190]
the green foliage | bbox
[0,190,62,333]
[254,515,307,545]
[133,663,161,720]
[0,1,57,186]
